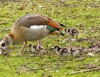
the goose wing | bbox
[12,14,61,30]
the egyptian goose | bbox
[52,45,69,56]
[69,46,80,57]
[28,44,47,55]
[0,14,64,55]
[28,44,37,54]
[65,28,79,39]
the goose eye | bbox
[29,44,32,47]
[1,43,6,47]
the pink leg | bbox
[18,41,27,55]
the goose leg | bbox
[18,41,27,56]
[38,40,42,45]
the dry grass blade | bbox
[0,28,11,32]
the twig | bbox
[65,57,85,63]
[66,66,100,75]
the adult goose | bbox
[0,14,64,55]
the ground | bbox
[0,0,100,77]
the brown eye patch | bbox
[1,43,6,47]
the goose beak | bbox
[0,48,3,54]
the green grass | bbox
[0,0,100,77]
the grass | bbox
[0,0,100,77]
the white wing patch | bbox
[30,25,47,29]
